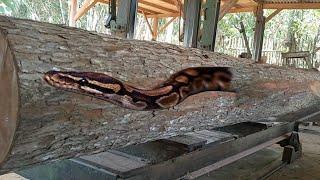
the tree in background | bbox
[0,1,319,67]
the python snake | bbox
[44,67,234,110]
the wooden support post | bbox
[116,0,138,39]
[253,4,265,62]
[200,0,221,51]
[142,11,154,36]
[238,21,252,58]
[183,0,201,48]
[69,0,77,26]
[152,17,158,41]
[173,0,183,16]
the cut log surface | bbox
[1,15,320,173]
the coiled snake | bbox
[44,67,234,110]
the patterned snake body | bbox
[44,67,234,110]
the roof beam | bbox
[172,0,184,15]
[219,0,239,20]
[145,13,180,18]
[74,0,98,21]
[138,6,161,14]
[139,0,177,14]
[263,3,320,9]
[146,0,179,12]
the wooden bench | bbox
[281,51,312,68]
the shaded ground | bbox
[199,126,320,180]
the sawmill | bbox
[0,0,320,179]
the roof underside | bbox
[73,0,320,21]
[97,0,320,18]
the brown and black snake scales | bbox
[44,67,234,110]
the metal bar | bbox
[127,0,137,39]
[253,4,265,62]
[200,0,221,51]
[182,133,291,179]
[183,0,201,48]
[122,122,296,179]
[117,0,137,39]
[110,0,116,21]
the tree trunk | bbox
[1,15,320,173]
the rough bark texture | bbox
[1,15,320,173]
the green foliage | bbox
[218,13,255,38]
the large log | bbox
[1,15,320,173]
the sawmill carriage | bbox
[1,0,320,179]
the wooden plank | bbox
[187,130,237,144]
[160,135,207,152]
[265,9,282,23]
[281,51,310,58]
[74,0,98,21]
[79,151,148,175]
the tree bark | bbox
[1,15,320,173]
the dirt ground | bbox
[268,130,320,180]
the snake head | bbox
[44,70,82,91]
[211,67,236,93]
[44,70,122,95]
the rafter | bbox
[74,0,99,21]
[139,1,177,14]
[219,0,239,20]
[145,13,180,18]
[141,10,154,36]
[263,2,320,9]
[158,17,177,34]
[265,9,282,23]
